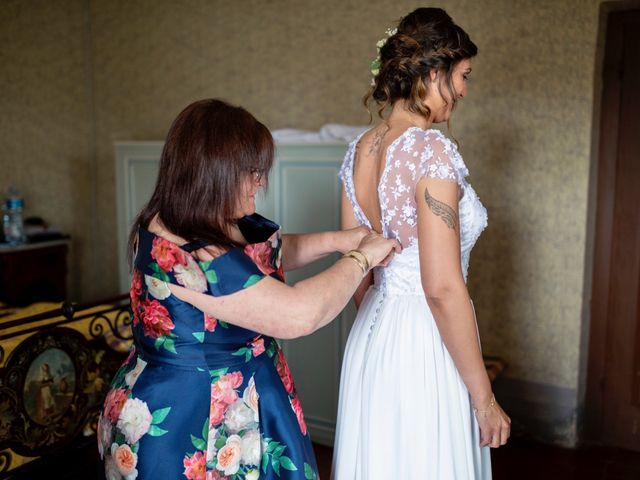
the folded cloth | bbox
[319,124,369,142]
[272,124,370,143]
[271,128,324,142]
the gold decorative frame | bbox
[0,295,131,475]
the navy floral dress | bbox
[98,214,319,480]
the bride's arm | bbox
[415,177,509,447]
[341,188,373,308]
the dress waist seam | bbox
[137,353,261,371]
[370,287,425,297]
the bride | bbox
[332,8,510,479]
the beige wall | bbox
[0,0,94,298]
[1,0,606,399]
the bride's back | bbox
[345,123,464,250]
[351,123,411,235]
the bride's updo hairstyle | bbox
[365,8,477,121]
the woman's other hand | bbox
[475,396,511,448]
[336,226,371,254]
[356,232,402,268]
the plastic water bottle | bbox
[3,186,26,246]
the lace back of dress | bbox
[339,134,374,230]
[378,128,467,248]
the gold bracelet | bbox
[343,252,367,275]
[343,250,369,275]
[473,394,496,417]
[345,249,370,271]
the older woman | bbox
[98,99,399,479]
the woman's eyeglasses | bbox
[250,168,266,184]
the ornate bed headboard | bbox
[0,295,132,475]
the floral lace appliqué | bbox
[340,126,488,282]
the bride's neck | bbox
[388,100,432,130]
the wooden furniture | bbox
[0,239,70,306]
[586,8,640,451]
[484,355,507,382]
[0,295,131,476]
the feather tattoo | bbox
[424,186,458,230]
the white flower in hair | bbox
[370,26,398,78]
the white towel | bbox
[271,124,370,143]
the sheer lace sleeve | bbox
[380,128,468,247]
[417,130,469,183]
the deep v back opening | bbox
[351,138,384,233]
[351,127,418,235]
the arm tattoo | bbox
[424,186,458,230]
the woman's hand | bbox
[281,226,372,271]
[335,226,371,254]
[356,232,402,268]
[475,396,511,448]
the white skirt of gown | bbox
[331,248,491,479]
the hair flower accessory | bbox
[370,27,397,81]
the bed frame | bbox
[0,295,132,477]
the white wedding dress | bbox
[332,127,492,479]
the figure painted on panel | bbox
[36,363,55,422]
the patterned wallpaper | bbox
[1,0,607,390]
[0,0,93,299]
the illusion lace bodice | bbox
[340,127,487,291]
[334,126,493,479]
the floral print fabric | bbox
[99,214,318,479]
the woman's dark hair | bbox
[128,99,274,264]
[365,8,477,122]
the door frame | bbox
[582,0,640,444]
